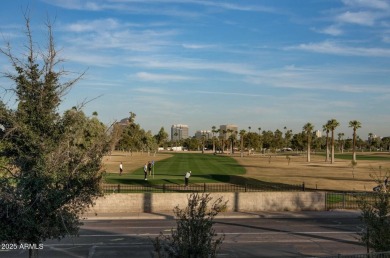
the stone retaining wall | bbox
[86,192,326,214]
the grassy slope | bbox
[104,153,246,185]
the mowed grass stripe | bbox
[104,153,246,185]
[332,153,390,161]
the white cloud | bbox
[135,72,196,82]
[245,65,390,94]
[182,44,215,49]
[287,41,390,57]
[130,58,257,76]
[193,90,268,98]
[383,34,390,43]
[133,87,168,94]
[342,0,389,10]
[43,0,278,17]
[41,0,101,11]
[337,11,377,26]
[62,21,177,52]
[318,25,343,36]
[64,18,120,32]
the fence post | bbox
[163,184,166,193]
[204,183,206,193]
[117,184,120,193]
[342,193,346,209]
[302,182,305,192]
[245,183,247,192]
[325,193,328,210]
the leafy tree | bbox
[349,120,362,163]
[0,16,109,258]
[272,129,284,151]
[312,134,324,151]
[291,132,305,151]
[116,112,157,153]
[303,123,314,163]
[284,128,293,148]
[109,122,124,153]
[152,193,227,258]
[154,127,168,148]
[262,130,274,151]
[381,137,390,151]
[143,130,158,154]
[358,168,390,252]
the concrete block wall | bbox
[87,192,326,214]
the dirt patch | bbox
[232,153,390,192]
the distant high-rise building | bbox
[315,130,322,138]
[171,124,189,141]
[219,124,238,139]
[195,130,212,140]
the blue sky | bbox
[1,0,390,138]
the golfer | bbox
[184,171,191,187]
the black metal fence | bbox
[102,182,305,194]
[326,192,383,210]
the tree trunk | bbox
[240,138,244,158]
[331,130,335,164]
[29,246,39,258]
[325,132,329,162]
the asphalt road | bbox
[1,215,366,258]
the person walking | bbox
[144,163,148,180]
[119,162,123,176]
[148,161,152,176]
[184,171,191,187]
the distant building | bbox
[219,124,238,140]
[171,124,189,141]
[195,130,212,140]
[315,130,322,138]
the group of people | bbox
[119,160,191,186]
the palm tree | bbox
[239,130,246,157]
[322,123,331,162]
[338,132,345,153]
[211,126,217,153]
[368,132,374,151]
[248,126,252,154]
[349,120,362,163]
[227,129,234,154]
[303,123,314,163]
[327,119,340,164]
[221,129,227,153]
[258,127,262,152]
[174,132,178,150]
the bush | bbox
[358,169,390,252]
[152,193,227,258]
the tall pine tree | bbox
[0,16,109,258]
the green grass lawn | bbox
[333,153,390,161]
[104,153,246,185]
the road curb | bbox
[82,210,361,221]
